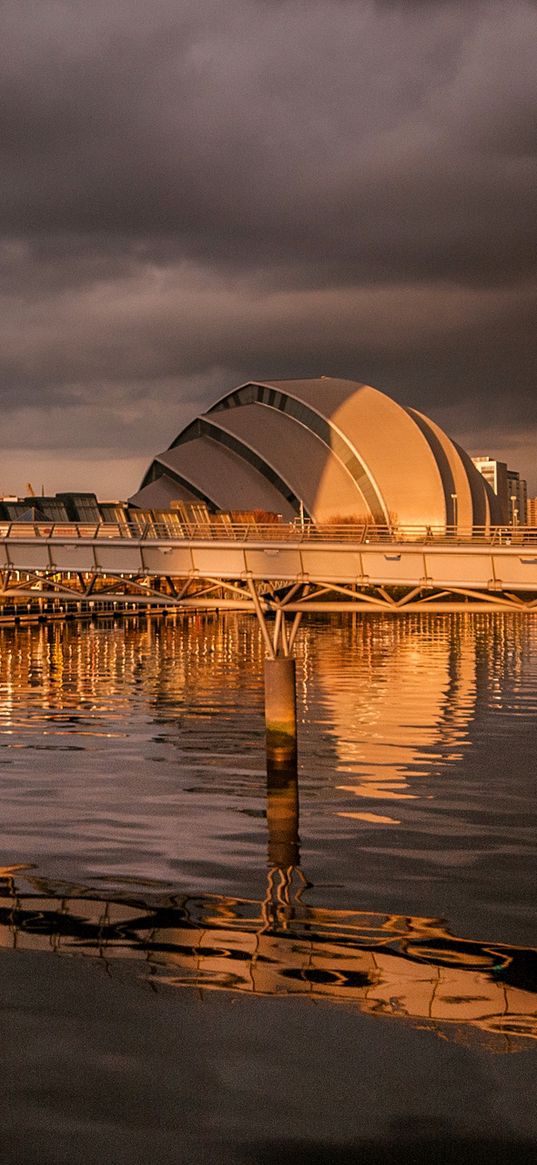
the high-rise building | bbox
[472,457,528,524]
[471,457,508,522]
[527,497,537,526]
[507,470,527,526]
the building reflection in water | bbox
[0,613,529,793]
[310,613,527,819]
[1,764,535,1052]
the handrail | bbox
[0,521,537,545]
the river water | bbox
[0,612,536,1163]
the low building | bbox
[0,496,70,522]
[0,493,129,525]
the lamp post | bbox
[510,495,518,530]
[451,493,458,534]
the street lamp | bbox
[510,495,518,529]
[450,493,458,533]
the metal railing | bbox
[1,520,537,545]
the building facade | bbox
[472,456,528,524]
[131,377,501,531]
[527,497,537,526]
[507,470,527,526]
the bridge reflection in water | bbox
[1,767,535,1051]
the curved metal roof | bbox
[130,377,500,528]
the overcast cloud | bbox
[1,0,535,496]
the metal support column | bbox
[247,577,299,767]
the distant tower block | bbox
[472,455,528,525]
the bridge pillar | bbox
[264,656,297,768]
[246,577,300,765]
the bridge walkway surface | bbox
[0,522,536,616]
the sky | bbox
[1,0,536,499]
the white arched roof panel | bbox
[407,409,474,530]
[159,435,295,516]
[129,474,199,509]
[269,381,446,527]
[208,403,373,521]
[209,380,388,521]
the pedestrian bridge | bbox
[1,520,537,617]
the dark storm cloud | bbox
[3,0,534,285]
[0,0,535,493]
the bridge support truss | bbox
[2,568,537,615]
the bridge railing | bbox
[1,520,537,545]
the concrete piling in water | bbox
[264,656,297,768]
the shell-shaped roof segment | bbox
[130,377,499,529]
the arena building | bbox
[130,378,501,529]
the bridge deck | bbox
[1,522,537,613]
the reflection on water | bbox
[0,613,536,1056]
[1,869,536,1049]
[0,614,264,737]
[313,615,525,815]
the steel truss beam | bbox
[1,571,537,615]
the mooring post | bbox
[264,655,297,768]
